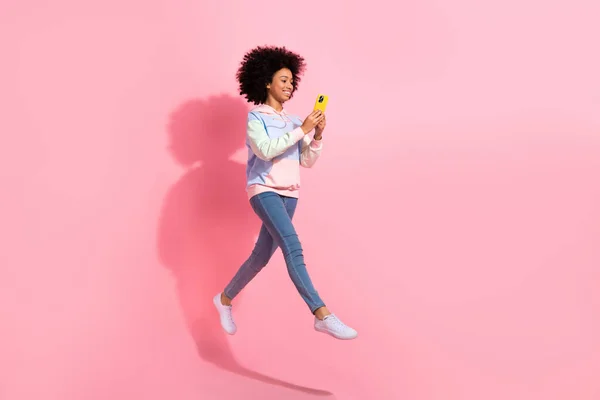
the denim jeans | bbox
[224,191,326,313]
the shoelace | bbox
[224,306,235,323]
[325,315,347,331]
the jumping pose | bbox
[213,45,357,340]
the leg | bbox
[214,192,357,339]
[249,192,325,313]
[253,194,358,339]
[223,223,278,301]
[222,192,299,301]
[213,193,295,335]
[213,223,277,335]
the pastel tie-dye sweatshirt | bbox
[245,104,323,199]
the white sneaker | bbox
[314,314,358,340]
[213,293,237,335]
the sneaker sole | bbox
[314,325,358,340]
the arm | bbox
[247,113,305,161]
[300,135,323,168]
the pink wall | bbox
[1,1,599,399]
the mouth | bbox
[283,90,292,97]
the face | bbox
[266,68,294,104]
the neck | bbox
[265,97,284,112]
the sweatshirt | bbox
[245,104,323,199]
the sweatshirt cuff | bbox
[310,138,323,149]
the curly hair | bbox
[236,45,306,105]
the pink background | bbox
[1,1,599,399]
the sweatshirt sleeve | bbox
[247,112,305,161]
[300,135,323,168]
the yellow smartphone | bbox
[313,94,329,113]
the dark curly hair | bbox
[236,45,306,105]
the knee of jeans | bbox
[281,234,303,257]
[249,251,271,271]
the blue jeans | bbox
[224,191,326,313]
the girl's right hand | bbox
[301,110,324,134]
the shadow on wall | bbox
[156,94,334,397]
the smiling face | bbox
[266,68,294,106]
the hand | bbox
[301,110,324,134]
[314,114,326,139]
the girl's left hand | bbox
[315,114,326,139]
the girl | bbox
[213,45,357,340]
